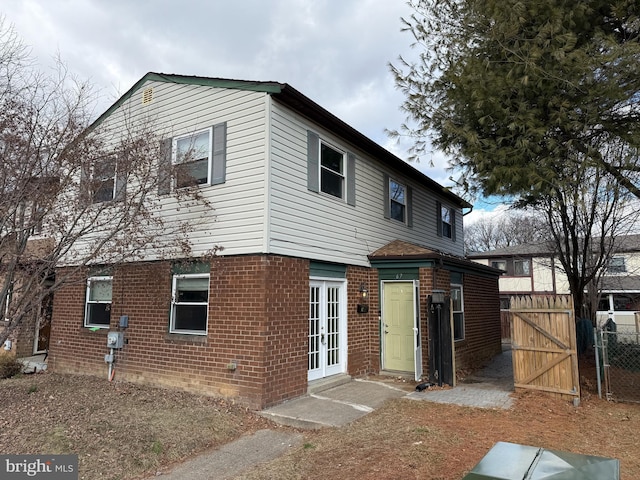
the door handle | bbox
[321,333,325,344]
[384,330,388,334]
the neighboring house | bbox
[48,73,501,409]
[1,237,54,360]
[468,236,640,335]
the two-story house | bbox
[47,73,501,408]
[469,236,640,335]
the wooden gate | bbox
[510,295,580,401]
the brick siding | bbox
[49,255,501,407]
[346,266,379,376]
[455,273,502,368]
[49,255,310,409]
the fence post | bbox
[594,329,602,399]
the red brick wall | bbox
[416,267,501,376]
[49,255,310,409]
[260,256,308,406]
[418,267,452,375]
[346,266,379,376]
[455,273,502,369]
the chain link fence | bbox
[596,329,640,403]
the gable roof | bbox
[92,72,471,209]
[369,240,501,277]
[467,234,640,259]
[467,241,554,258]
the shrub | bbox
[0,355,23,379]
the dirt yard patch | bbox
[1,367,639,480]
[0,373,275,479]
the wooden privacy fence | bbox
[510,295,580,402]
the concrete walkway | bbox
[407,344,515,409]
[260,378,408,429]
[148,429,304,480]
[149,347,514,478]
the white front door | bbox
[308,279,347,381]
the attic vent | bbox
[142,87,153,105]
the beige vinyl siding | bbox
[81,81,269,262]
[268,99,464,266]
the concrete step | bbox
[307,373,351,394]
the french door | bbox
[308,280,347,381]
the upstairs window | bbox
[320,142,345,199]
[159,123,227,195]
[85,276,112,328]
[436,201,456,241]
[89,157,117,203]
[441,206,452,238]
[383,174,413,226]
[389,179,406,223]
[513,259,531,276]
[170,273,210,335]
[82,156,124,204]
[491,260,507,271]
[306,131,356,206]
[607,256,626,274]
[174,129,211,188]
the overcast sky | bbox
[2,0,496,220]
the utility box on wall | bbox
[106,331,124,349]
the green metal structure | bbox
[464,442,619,479]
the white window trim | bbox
[389,178,407,223]
[607,256,626,274]
[91,157,117,203]
[172,127,213,187]
[2,286,12,323]
[170,273,210,335]
[84,276,112,328]
[441,206,453,238]
[319,140,345,199]
[451,284,464,341]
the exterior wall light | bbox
[357,283,369,314]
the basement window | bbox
[170,273,209,334]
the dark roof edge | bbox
[90,72,470,209]
[369,252,501,276]
[274,84,470,208]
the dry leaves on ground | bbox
[0,373,275,479]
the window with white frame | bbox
[92,158,117,203]
[1,285,12,322]
[441,205,453,238]
[320,141,345,199]
[389,179,406,223]
[84,276,112,327]
[174,129,211,188]
[170,273,210,334]
[607,256,626,274]
[451,285,464,341]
